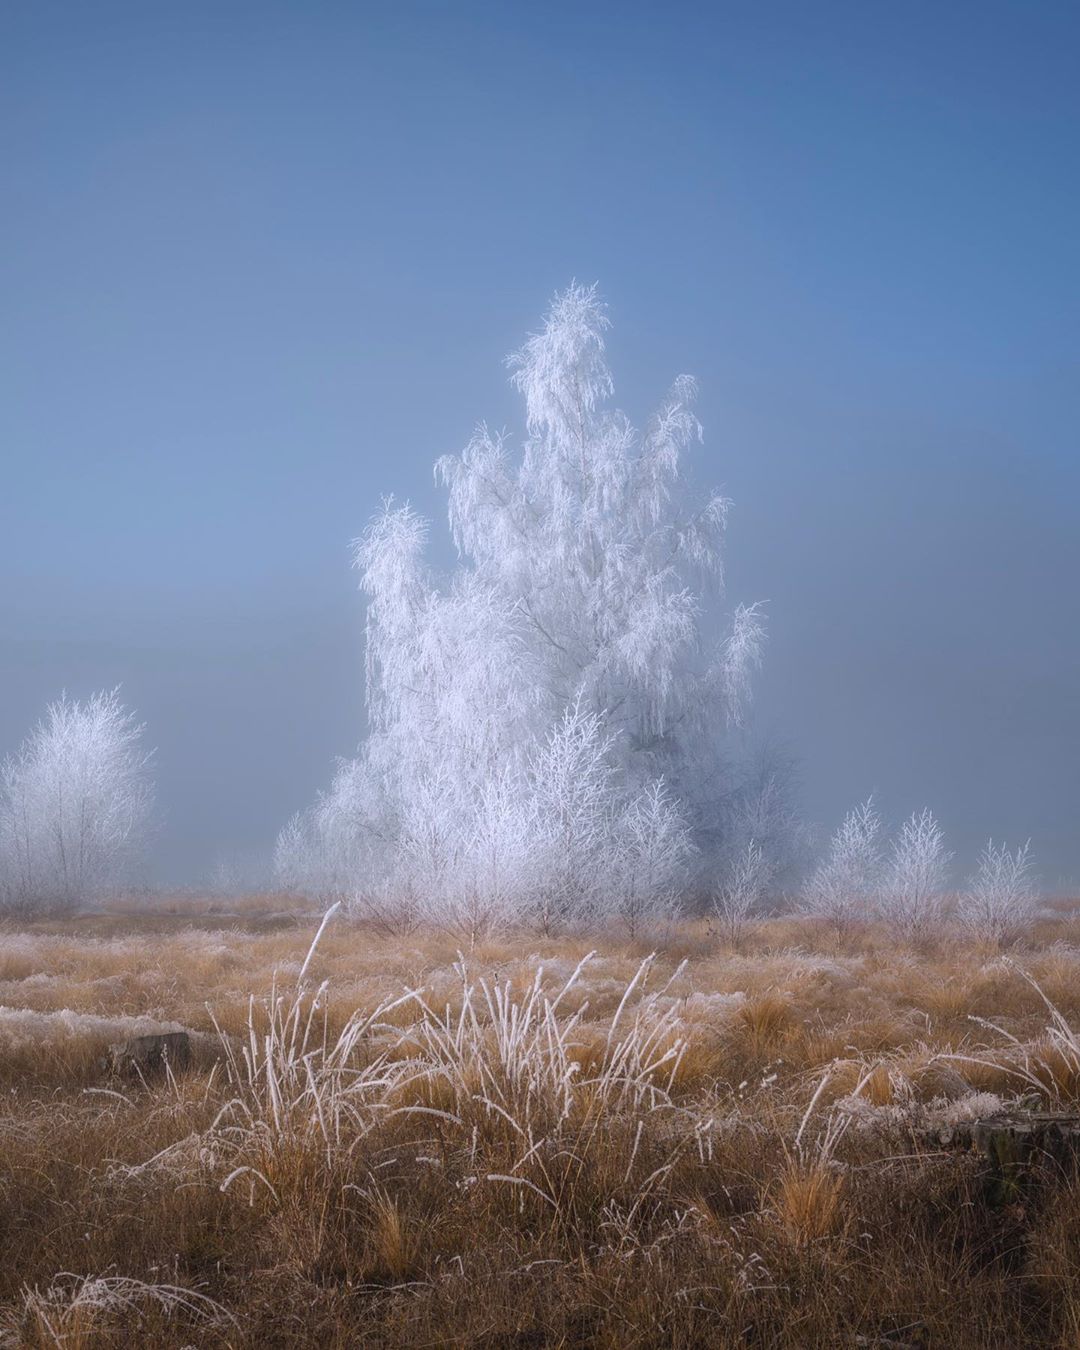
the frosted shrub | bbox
[712,840,771,946]
[0,690,153,913]
[800,798,883,936]
[279,286,766,927]
[880,808,952,939]
[608,780,695,938]
[443,768,537,943]
[525,703,618,933]
[957,839,1036,945]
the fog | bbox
[2,2,1077,887]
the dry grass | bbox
[0,896,1079,1344]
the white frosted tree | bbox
[800,797,883,937]
[956,840,1036,945]
[525,702,618,933]
[435,285,764,783]
[447,768,538,944]
[278,284,766,926]
[608,779,695,938]
[880,808,952,939]
[711,840,772,947]
[0,690,154,913]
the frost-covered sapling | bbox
[711,840,771,948]
[446,769,537,945]
[956,839,1036,945]
[608,780,695,939]
[880,808,952,939]
[800,798,882,938]
[526,703,617,934]
[0,690,154,913]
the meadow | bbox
[3,898,1080,1346]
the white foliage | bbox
[722,603,768,727]
[956,839,1036,944]
[279,284,764,927]
[0,690,153,913]
[712,840,772,946]
[880,808,952,938]
[273,760,377,905]
[441,767,537,943]
[800,798,883,934]
[608,779,695,938]
[526,702,619,933]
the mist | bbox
[2,1,1077,888]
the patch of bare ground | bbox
[0,900,1080,1345]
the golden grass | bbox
[0,898,1077,1344]
[773,1159,846,1245]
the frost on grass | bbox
[0,1274,233,1347]
[0,1005,187,1050]
[3,909,1080,1344]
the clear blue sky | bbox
[2,1,1077,886]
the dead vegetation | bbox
[2,897,1080,1345]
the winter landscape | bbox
[4,4,1077,1347]
[1,280,1077,1348]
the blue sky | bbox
[2,1,1077,884]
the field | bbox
[3,900,1080,1346]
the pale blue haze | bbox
[1,2,1077,883]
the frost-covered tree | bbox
[525,703,619,933]
[0,690,154,913]
[879,808,952,939]
[711,840,771,947]
[278,285,765,926]
[608,780,695,939]
[274,759,378,905]
[718,744,810,897]
[956,840,1036,945]
[800,798,883,937]
[448,767,537,944]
